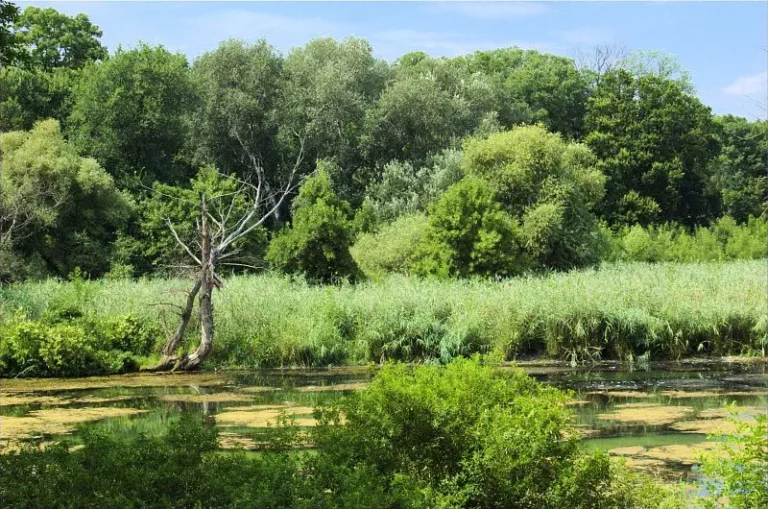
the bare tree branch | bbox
[165,218,202,265]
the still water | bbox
[1,360,766,482]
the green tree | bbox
[0,119,131,278]
[456,48,589,138]
[0,5,97,132]
[14,6,106,71]
[0,65,73,131]
[0,0,21,68]
[361,73,469,168]
[585,70,718,226]
[67,43,194,188]
[708,115,767,222]
[417,176,524,278]
[189,40,284,188]
[266,167,358,283]
[281,37,389,175]
[463,126,605,270]
[618,50,694,94]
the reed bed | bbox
[2,260,765,367]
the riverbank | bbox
[1,359,765,502]
[1,260,766,374]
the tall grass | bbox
[1,261,766,367]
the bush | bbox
[462,126,605,270]
[415,177,525,278]
[603,216,768,263]
[351,213,431,279]
[266,169,359,283]
[309,358,668,508]
[0,313,159,377]
[699,410,768,509]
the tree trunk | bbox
[150,279,202,371]
[174,196,215,371]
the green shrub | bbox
[0,313,159,377]
[351,213,431,279]
[416,177,525,278]
[99,314,160,356]
[462,126,605,270]
[699,410,768,509]
[266,169,359,283]
[310,358,666,508]
[605,216,767,263]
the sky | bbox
[18,1,768,120]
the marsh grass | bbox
[1,261,765,367]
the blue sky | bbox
[19,1,768,120]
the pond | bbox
[1,360,766,483]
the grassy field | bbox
[1,260,766,367]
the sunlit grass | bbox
[2,260,765,367]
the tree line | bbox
[1,2,765,283]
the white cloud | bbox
[371,29,558,61]
[431,2,553,20]
[723,71,768,97]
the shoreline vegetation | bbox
[1,359,766,509]
[1,260,765,377]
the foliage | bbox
[365,149,464,222]
[462,125,605,270]
[188,39,285,198]
[13,6,106,71]
[0,311,159,377]
[351,213,431,280]
[135,165,267,275]
[456,48,589,138]
[618,50,695,94]
[0,65,74,131]
[699,409,768,509]
[0,0,20,67]
[585,70,719,226]
[67,43,194,188]
[416,177,524,278]
[281,37,389,184]
[601,216,768,263]
[361,71,469,168]
[311,358,664,509]
[0,413,300,509]
[0,364,687,508]
[266,169,359,283]
[0,119,132,278]
[3,260,763,369]
[708,115,767,222]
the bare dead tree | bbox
[152,138,304,371]
[573,43,629,86]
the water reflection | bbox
[1,360,765,482]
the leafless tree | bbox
[152,138,304,371]
[573,43,629,86]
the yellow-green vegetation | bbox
[1,406,147,443]
[0,358,686,508]
[699,410,768,508]
[2,260,765,373]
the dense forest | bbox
[0,2,765,284]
